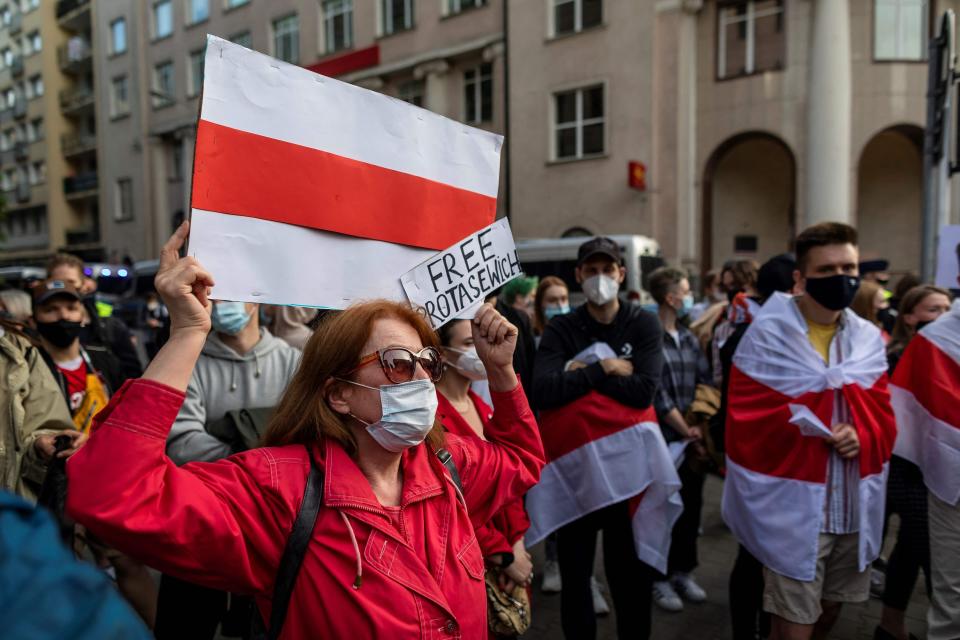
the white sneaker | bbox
[652,580,684,612]
[541,560,562,594]
[671,572,707,603]
[591,576,610,616]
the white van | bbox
[515,234,664,304]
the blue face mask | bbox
[677,294,694,318]
[211,301,252,335]
[544,304,570,320]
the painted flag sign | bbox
[723,293,895,582]
[400,218,522,328]
[525,343,683,574]
[188,35,504,308]
[890,300,960,507]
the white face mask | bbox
[582,274,620,306]
[340,378,439,453]
[446,347,487,381]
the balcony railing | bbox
[61,132,96,156]
[56,0,90,20]
[63,172,98,196]
[13,141,27,160]
[59,87,94,113]
[9,12,21,34]
[12,99,25,119]
[58,39,91,73]
[11,55,23,77]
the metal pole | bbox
[920,16,949,282]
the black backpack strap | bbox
[261,447,323,640]
[435,448,464,496]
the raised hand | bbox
[155,221,216,337]
[471,303,519,392]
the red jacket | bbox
[66,379,544,640]
[437,390,531,559]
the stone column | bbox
[414,60,450,116]
[804,0,852,225]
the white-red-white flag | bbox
[890,301,960,507]
[723,293,896,582]
[188,36,503,308]
[525,344,682,574]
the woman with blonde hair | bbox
[67,223,545,639]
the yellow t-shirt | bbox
[806,319,838,363]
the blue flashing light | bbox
[118,268,129,277]
[101,268,112,277]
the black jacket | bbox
[80,298,143,380]
[495,300,536,403]
[40,344,126,412]
[531,302,663,411]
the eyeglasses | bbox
[348,346,443,384]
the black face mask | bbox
[877,306,896,333]
[914,319,933,333]
[36,319,83,349]
[804,274,860,311]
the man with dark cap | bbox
[532,237,664,640]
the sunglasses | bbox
[348,346,443,384]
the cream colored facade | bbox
[0,0,99,264]
[90,0,955,277]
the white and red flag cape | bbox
[188,36,503,308]
[525,345,682,574]
[722,293,896,582]
[890,300,960,507]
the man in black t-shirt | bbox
[532,237,663,640]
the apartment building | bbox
[0,0,100,264]
[90,0,958,275]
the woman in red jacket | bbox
[65,223,545,640]
[436,318,534,599]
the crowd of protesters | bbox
[0,219,958,640]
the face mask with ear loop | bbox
[444,347,487,381]
[336,378,439,453]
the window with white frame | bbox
[111,18,128,54]
[1,48,12,67]
[717,0,785,79]
[16,122,26,141]
[30,31,40,53]
[29,160,44,184]
[0,7,9,25]
[323,0,353,54]
[874,0,928,61]
[0,128,13,151]
[188,49,204,97]
[380,0,413,36]
[115,178,134,221]
[153,0,173,39]
[187,0,209,24]
[272,14,299,63]
[3,88,14,108]
[230,31,252,48]
[399,79,424,107]
[447,0,486,16]
[28,117,41,141]
[464,62,493,123]
[153,61,175,107]
[29,75,41,98]
[111,75,130,116]
[552,0,602,37]
[225,0,249,8]
[553,84,604,161]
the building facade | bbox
[0,0,101,264]
[17,0,956,277]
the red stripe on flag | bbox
[191,120,496,250]
[726,365,831,483]
[893,334,960,432]
[539,391,657,461]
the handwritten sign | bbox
[401,218,522,327]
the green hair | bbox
[502,276,539,303]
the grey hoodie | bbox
[166,328,301,465]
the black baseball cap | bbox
[577,237,622,266]
[32,279,81,307]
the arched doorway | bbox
[856,125,923,275]
[701,133,796,274]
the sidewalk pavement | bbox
[524,474,929,640]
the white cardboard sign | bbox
[935,224,960,290]
[401,218,522,327]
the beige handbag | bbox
[484,568,532,636]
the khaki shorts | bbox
[762,533,870,625]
